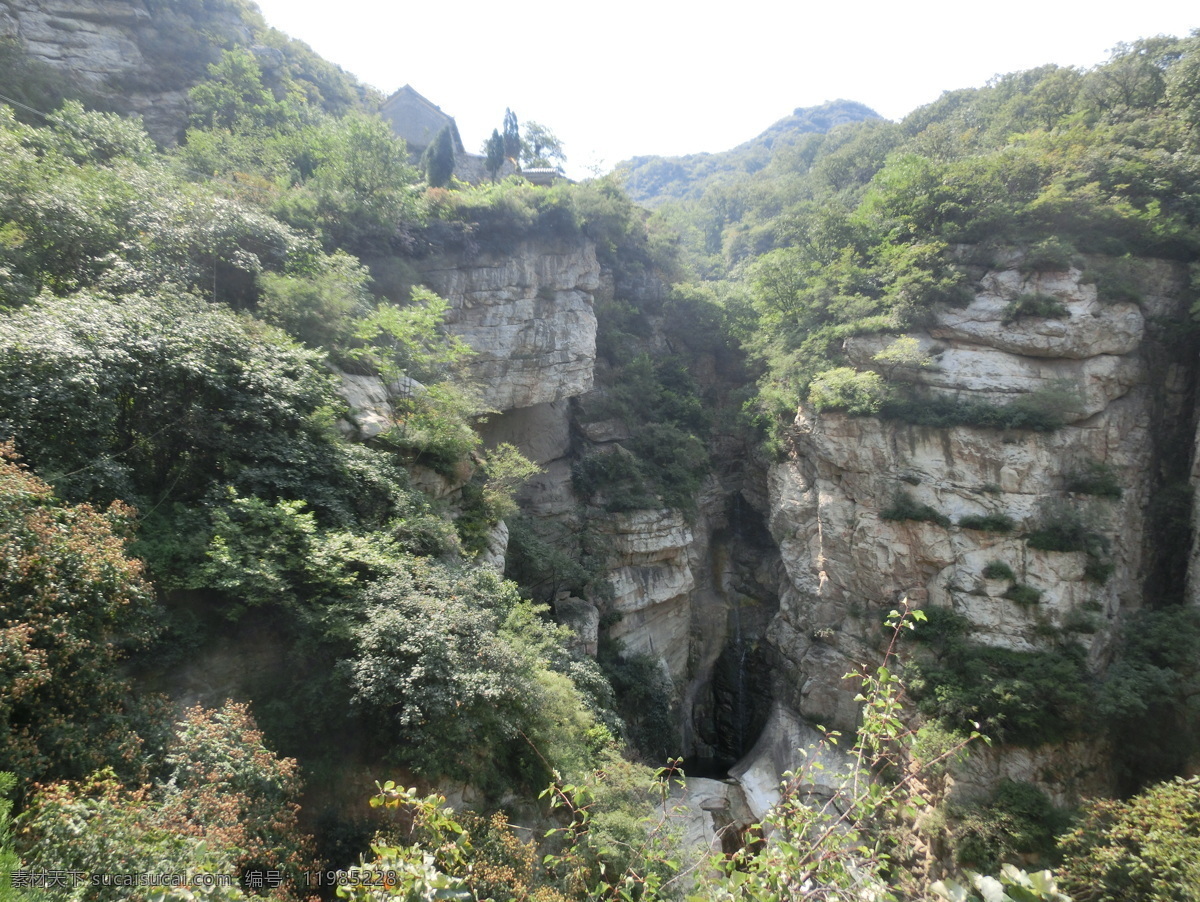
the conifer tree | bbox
[502,107,520,167]
[421,124,455,188]
[485,128,505,181]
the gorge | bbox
[2,1,1200,898]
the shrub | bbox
[256,250,372,349]
[1019,238,1077,273]
[1026,499,1108,555]
[345,561,604,792]
[1064,459,1123,499]
[0,446,159,786]
[908,606,972,654]
[880,385,1081,432]
[505,516,608,605]
[959,512,1016,533]
[1002,293,1070,324]
[571,449,657,512]
[982,561,1016,580]
[1063,605,1103,635]
[807,367,887,415]
[1080,258,1145,304]
[453,443,540,553]
[1003,583,1043,606]
[0,291,362,519]
[910,642,1090,746]
[1099,606,1200,788]
[951,780,1069,873]
[882,492,951,528]
[625,423,710,512]
[17,703,315,901]
[1084,558,1116,583]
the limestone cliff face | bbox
[0,0,254,140]
[758,256,1192,800]
[338,238,1191,809]
[599,508,696,675]
[418,241,600,413]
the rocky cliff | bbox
[755,253,1194,803]
[0,0,257,139]
[417,240,600,413]
[337,227,1199,836]
[438,240,1196,813]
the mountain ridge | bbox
[615,98,881,206]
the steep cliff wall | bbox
[337,236,1195,817]
[756,255,1194,802]
[0,0,255,139]
[417,240,600,413]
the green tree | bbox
[17,703,314,902]
[484,128,505,181]
[520,120,566,170]
[1058,775,1200,902]
[0,446,158,787]
[346,561,604,792]
[187,49,289,132]
[422,124,456,188]
[502,107,521,164]
[257,250,372,348]
[0,291,339,512]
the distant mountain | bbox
[616,100,881,207]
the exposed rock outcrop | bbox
[745,258,1193,803]
[418,241,600,413]
[599,508,697,679]
[0,0,253,140]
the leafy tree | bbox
[351,286,472,383]
[257,250,373,348]
[270,112,422,255]
[1099,605,1200,788]
[808,367,888,415]
[520,120,566,170]
[0,446,159,788]
[159,702,316,894]
[345,561,605,792]
[1058,775,1200,902]
[17,703,314,902]
[188,49,290,132]
[0,291,340,513]
[18,770,248,902]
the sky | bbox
[250,0,1198,180]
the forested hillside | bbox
[1,5,1200,900]
[616,99,879,207]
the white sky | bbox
[250,0,1198,179]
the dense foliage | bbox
[0,33,647,895]
[1058,776,1200,902]
[0,448,159,789]
[18,703,313,902]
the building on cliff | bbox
[379,85,465,157]
[379,84,525,184]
